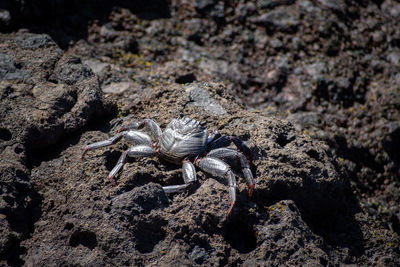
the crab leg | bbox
[119,119,162,140]
[206,130,221,145]
[207,134,253,163]
[207,148,255,197]
[124,130,154,146]
[163,160,197,193]
[108,150,128,186]
[82,130,154,159]
[108,145,158,185]
[195,157,237,216]
[82,132,125,159]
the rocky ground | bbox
[1,0,399,266]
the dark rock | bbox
[381,0,400,17]
[1,0,400,265]
[110,183,168,221]
[245,200,328,266]
[316,0,347,13]
[175,73,196,84]
[16,33,55,50]
[0,31,104,153]
[382,123,400,163]
[251,6,300,33]
[0,52,30,80]
[189,245,208,264]
[210,2,225,26]
[195,0,217,12]
[0,145,40,263]
[0,9,11,31]
[258,0,295,9]
[50,57,95,85]
[5,74,396,266]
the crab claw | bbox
[230,136,253,164]
[248,184,255,198]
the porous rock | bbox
[0,31,105,265]
[0,31,105,152]
[19,82,355,265]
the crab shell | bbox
[159,118,208,164]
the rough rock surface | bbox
[0,31,105,265]
[0,31,397,264]
[3,78,349,265]
[1,0,400,266]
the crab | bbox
[81,117,255,215]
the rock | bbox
[381,0,400,17]
[110,183,169,221]
[1,0,400,264]
[175,73,197,84]
[258,0,295,9]
[316,0,347,13]
[189,245,208,264]
[251,6,300,33]
[387,50,400,66]
[0,9,11,31]
[50,57,94,85]
[269,38,284,49]
[15,33,55,50]
[40,82,352,265]
[0,145,40,262]
[0,31,107,265]
[1,66,397,265]
[244,200,328,266]
[382,123,400,163]
[0,31,104,152]
[195,0,217,12]
[305,61,328,78]
[102,82,132,94]
[0,53,30,80]
[186,82,227,115]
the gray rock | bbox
[258,0,295,9]
[298,0,319,13]
[381,0,400,17]
[186,83,227,115]
[102,82,132,94]
[387,50,400,66]
[51,57,95,85]
[195,0,217,11]
[245,200,328,266]
[269,38,284,49]
[16,33,55,50]
[316,0,347,13]
[189,245,208,264]
[110,183,169,221]
[306,61,328,78]
[252,6,300,33]
[0,53,30,80]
